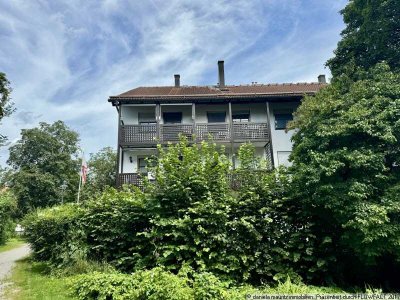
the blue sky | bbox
[0,0,347,165]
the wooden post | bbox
[156,103,161,141]
[192,102,196,141]
[228,101,235,167]
[116,104,122,186]
[266,101,275,168]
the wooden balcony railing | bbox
[120,122,269,145]
[121,124,157,143]
[232,122,269,140]
[196,123,231,141]
[117,173,144,189]
[118,170,272,190]
[160,124,194,142]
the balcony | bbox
[120,122,269,145]
[117,170,270,190]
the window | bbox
[138,158,147,173]
[232,110,250,123]
[207,111,226,123]
[163,112,182,124]
[274,113,293,130]
[138,112,156,125]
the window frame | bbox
[137,157,148,174]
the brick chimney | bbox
[318,74,326,84]
[174,74,180,87]
[218,60,225,87]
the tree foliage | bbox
[8,121,80,214]
[327,0,400,80]
[289,63,400,285]
[0,190,17,245]
[0,72,14,145]
[80,147,117,201]
[87,147,116,189]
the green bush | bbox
[81,187,149,271]
[23,141,312,284]
[0,190,17,245]
[68,268,343,300]
[69,268,193,300]
[68,267,250,300]
[141,139,237,275]
[23,203,85,265]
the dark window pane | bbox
[233,110,250,123]
[138,158,147,173]
[207,112,226,123]
[274,113,293,130]
[163,112,182,124]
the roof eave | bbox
[108,91,318,105]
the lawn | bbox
[0,238,26,253]
[3,258,71,300]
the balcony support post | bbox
[228,101,235,167]
[121,149,124,173]
[192,102,196,140]
[156,103,161,141]
[266,101,275,168]
[116,104,122,186]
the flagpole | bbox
[77,149,84,204]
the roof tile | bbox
[116,83,325,98]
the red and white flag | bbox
[81,157,88,184]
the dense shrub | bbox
[227,144,317,283]
[141,140,240,275]
[69,267,343,300]
[23,203,85,265]
[81,187,149,271]
[0,190,17,244]
[24,141,314,284]
[69,268,193,300]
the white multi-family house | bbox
[109,61,326,186]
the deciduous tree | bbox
[289,63,400,285]
[0,72,14,145]
[8,121,80,214]
[326,0,400,80]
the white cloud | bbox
[0,0,346,165]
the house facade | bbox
[109,61,326,186]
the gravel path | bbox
[0,244,30,298]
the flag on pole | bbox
[77,150,87,204]
[81,156,88,185]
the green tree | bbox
[7,121,80,214]
[88,147,116,188]
[0,190,17,245]
[79,147,117,201]
[327,0,400,80]
[289,63,400,285]
[0,72,14,145]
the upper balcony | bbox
[118,103,271,146]
[120,122,269,145]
